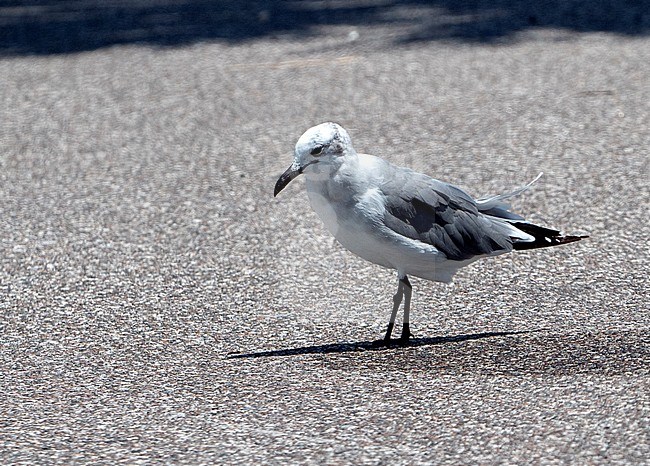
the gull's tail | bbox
[477,173,589,250]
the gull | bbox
[274,122,587,344]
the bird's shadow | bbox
[228,329,540,359]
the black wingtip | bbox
[558,234,589,244]
[512,222,589,251]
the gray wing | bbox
[380,166,514,261]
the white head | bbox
[274,122,355,196]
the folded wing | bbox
[380,167,519,261]
[380,167,587,260]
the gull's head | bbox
[274,122,354,197]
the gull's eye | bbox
[310,145,324,156]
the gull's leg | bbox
[400,276,413,342]
[384,278,404,342]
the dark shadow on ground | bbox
[1,0,649,56]
[228,330,535,358]
[228,328,650,377]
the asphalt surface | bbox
[1,2,649,465]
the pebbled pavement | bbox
[1,3,649,464]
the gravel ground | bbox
[1,2,649,465]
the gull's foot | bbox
[383,322,395,342]
[372,338,407,348]
[400,323,414,343]
[374,323,414,347]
